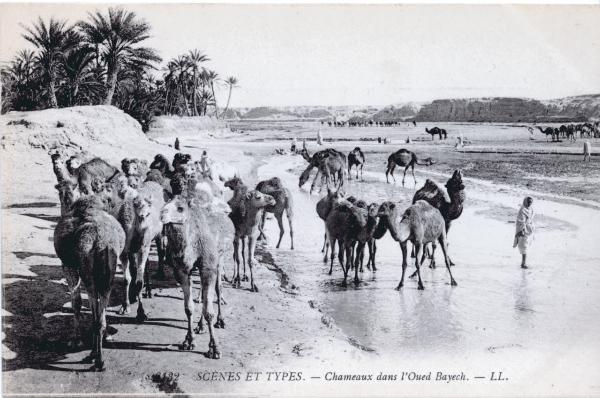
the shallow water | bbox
[255,154,600,369]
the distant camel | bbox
[347,147,365,180]
[299,148,347,193]
[425,127,443,140]
[536,126,556,142]
[255,177,294,250]
[385,149,434,185]
[377,200,457,290]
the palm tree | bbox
[220,76,238,119]
[21,17,78,108]
[78,7,161,105]
[187,49,209,116]
[204,69,219,117]
[168,55,192,115]
[62,45,100,106]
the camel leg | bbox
[86,291,100,366]
[348,163,352,180]
[428,242,437,268]
[360,164,363,180]
[357,242,365,273]
[241,236,248,282]
[63,267,84,349]
[411,164,417,185]
[310,169,322,194]
[118,252,131,315]
[414,243,425,290]
[153,234,166,280]
[342,243,350,286]
[201,267,221,359]
[214,264,225,329]
[92,293,110,371]
[275,213,285,249]
[323,230,330,262]
[338,241,346,284]
[354,243,362,284]
[286,207,294,250]
[257,211,267,242]
[396,241,409,290]
[328,237,336,275]
[439,235,457,286]
[386,163,396,184]
[402,166,408,186]
[247,237,259,292]
[367,240,377,271]
[134,246,152,322]
[181,274,196,350]
[232,236,241,287]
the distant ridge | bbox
[229,94,600,122]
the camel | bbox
[50,151,78,185]
[114,181,165,320]
[299,148,347,194]
[536,126,557,142]
[385,149,434,185]
[348,202,380,280]
[173,153,192,173]
[224,176,249,282]
[365,216,388,272]
[54,195,125,371]
[325,199,379,285]
[225,177,276,291]
[161,195,231,358]
[347,147,365,180]
[72,157,120,195]
[55,180,80,216]
[255,177,294,250]
[316,188,346,262]
[377,200,457,290]
[425,127,442,140]
[121,158,149,178]
[411,170,465,268]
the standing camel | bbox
[299,148,347,193]
[316,188,346,262]
[385,149,434,185]
[225,177,276,291]
[425,127,443,140]
[347,147,365,180]
[256,177,294,250]
[377,200,457,290]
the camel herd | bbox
[535,122,600,142]
[49,142,466,369]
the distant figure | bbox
[412,120,417,127]
[527,127,535,140]
[513,196,535,269]
[200,150,211,179]
[174,137,180,150]
[406,136,411,144]
[378,137,382,144]
[383,137,388,144]
[455,136,463,149]
[317,129,324,145]
[291,137,298,153]
[583,140,592,162]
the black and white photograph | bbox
[1,3,599,396]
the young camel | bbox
[299,148,347,194]
[347,147,365,180]
[225,177,276,291]
[255,177,294,250]
[316,188,346,262]
[377,200,457,290]
[161,194,231,358]
[54,195,125,371]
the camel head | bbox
[300,148,312,163]
[245,190,276,209]
[367,202,380,218]
[298,166,313,188]
[377,201,398,218]
[91,177,106,194]
[173,152,192,171]
[55,181,80,215]
[133,195,154,221]
[224,176,244,191]
[66,155,82,173]
[150,154,170,173]
[161,196,188,225]
[446,169,464,192]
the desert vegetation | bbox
[0,7,238,130]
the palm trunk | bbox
[192,72,198,116]
[210,82,218,117]
[221,85,233,119]
[104,66,119,105]
[48,67,58,108]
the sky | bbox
[1,4,599,107]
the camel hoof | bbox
[251,285,259,293]
[242,275,249,282]
[194,324,206,334]
[117,305,130,315]
[91,361,106,372]
[207,347,221,360]
[418,284,425,290]
[395,284,403,291]
[291,246,294,250]
[129,281,142,304]
[214,318,225,329]
[82,351,96,363]
[354,278,360,285]
[451,280,458,286]
[136,309,148,323]
[276,244,281,249]
[143,290,153,299]
[181,339,195,351]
